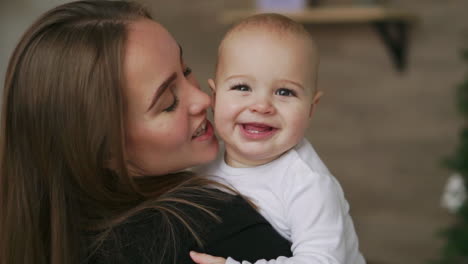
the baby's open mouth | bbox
[242,123,274,133]
[239,123,278,140]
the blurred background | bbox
[1,0,467,263]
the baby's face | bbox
[212,28,319,167]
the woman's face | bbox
[123,19,218,176]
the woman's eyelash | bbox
[183,66,192,76]
[162,65,189,113]
[163,65,189,112]
[164,94,179,112]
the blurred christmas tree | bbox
[438,46,468,264]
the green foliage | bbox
[437,46,468,264]
[456,79,468,118]
[446,128,468,176]
[462,48,468,62]
[437,214,468,263]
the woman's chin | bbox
[202,137,220,163]
[189,136,220,168]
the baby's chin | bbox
[225,146,287,167]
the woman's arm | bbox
[195,195,292,262]
[90,192,292,264]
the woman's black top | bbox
[89,191,292,264]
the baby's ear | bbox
[207,78,217,108]
[208,78,216,92]
[309,91,324,118]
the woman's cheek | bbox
[164,113,191,145]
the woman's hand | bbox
[190,251,226,264]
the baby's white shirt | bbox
[196,138,365,264]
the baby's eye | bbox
[231,84,251,92]
[275,88,296,97]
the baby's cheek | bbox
[215,101,239,121]
[289,112,310,134]
[213,97,230,116]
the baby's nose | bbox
[248,97,275,115]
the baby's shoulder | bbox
[285,139,332,179]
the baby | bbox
[192,13,365,264]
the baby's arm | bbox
[280,169,351,263]
[193,169,361,264]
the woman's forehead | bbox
[124,19,179,88]
[126,19,177,56]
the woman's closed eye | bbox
[163,67,189,113]
[230,84,251,92]
[163,91,179,112]
[275,88,296,97]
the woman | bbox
[0,1,292,264]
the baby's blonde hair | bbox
[225,13,312,41]
[218,13,320,94]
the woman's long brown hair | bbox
[0,1,229,264]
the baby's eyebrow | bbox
[284,80,304,90]
[223,74,253,83]
[279,79,304,90]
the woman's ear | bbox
[309,90,324,118]
[208,78,216,108]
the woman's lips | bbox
[192,120,214,141]
[239,123,277,140]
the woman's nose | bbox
[188,83,211,115]
[248,96,275,115]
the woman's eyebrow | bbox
[178,44,183,64]
[146,45,183,112]
[146,72,177,112]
